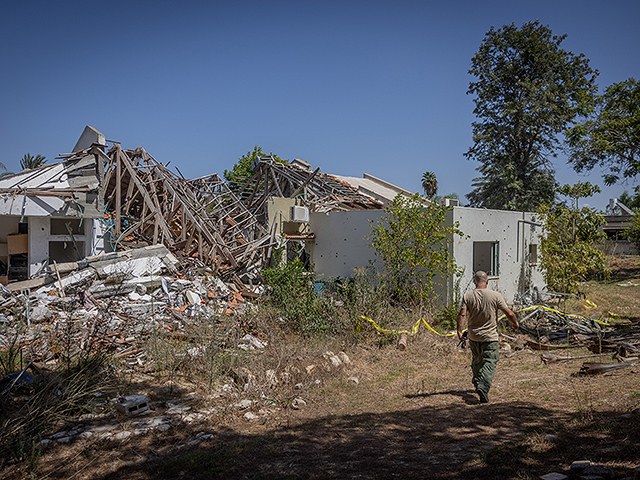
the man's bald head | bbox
[474,271,488,286]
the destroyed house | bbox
[0,127,108,284]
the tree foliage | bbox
[618,189,640,210]
[223,146,285,191]
[537,182,608,293]
[368,193,462,307]
[465,21,598,211]
[20,153,46,170]
[421,171,438,199]
[567,77,640,186]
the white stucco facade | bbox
[308,206,545,304]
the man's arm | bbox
[501,307,519,330]
[456,307,466,341]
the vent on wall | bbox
[291,206,309,222]
[439,198,460,207]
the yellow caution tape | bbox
[584,299,597,309]
[360,302,612,338]
[359,315,458,337]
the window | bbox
[51,218,83,235]
[529,244,538,264]
[473,242,499,277]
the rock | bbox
[543,434,559,442]
[582,465,614,480]
[113,431,131,441]
[185,290,202,305]
[234,399,253,410]
[241,334,267,349]
[295,383,304,389]
[244,412,259,421]
[292,398,307,410]
[328,355,342,368]
[56,436,72,444]
[348,377,359,384]
[571,460,592,470]
[30,305,56,322]
[165,405,191,415]
[539,473,568,480]
[40,439,53,448]
[156,424,171,432]
[338,351,351,364]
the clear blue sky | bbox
[1,0,638,209]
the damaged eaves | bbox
[0,145,106,218]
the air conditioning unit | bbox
[439,198,460,207]
[291,206,309,222]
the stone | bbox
[56,436,72,444]
[244,412,259,421]
[185,290,202,305]
[165,405,191,415]
[582,465,614,480]
[295,383,304,389]
[156,424,171,432]
[348,377,359,385]
[571,461,592,470]
[543,434,559,442]
[328,355,342,368]
[241,334,267,349]
[40,439,53,448]
[113,431,131,441]
[539,473,568,480]
[292,398,307,410]
[338,351,351,364]
[234,399,253,410]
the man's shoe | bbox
[477,390,489,403]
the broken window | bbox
[529,244,538,265]
[50,218,83,235]
[473,241,499,277]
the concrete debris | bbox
[291,398,307,410]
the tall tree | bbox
[567,77,640,186]
[465,21,598,211]
[20,153,47,170]
[421,171,438,199]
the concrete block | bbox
[115,395,149,416]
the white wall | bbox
[309,210,383,278]
[448,207,545,303]
[27,217,107,275]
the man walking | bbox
[457,271,518,403]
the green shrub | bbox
[262,258,337,336]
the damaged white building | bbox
[0,126,108,283]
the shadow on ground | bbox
[91,400,639,480]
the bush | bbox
[262,258,338,336]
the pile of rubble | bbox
[0,244,265,369]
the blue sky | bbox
[1,0,638,209]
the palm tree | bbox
[20,153,47,170]
[0,161,14,180]
[421,171,438,199]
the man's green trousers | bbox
[469,340,500,395]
